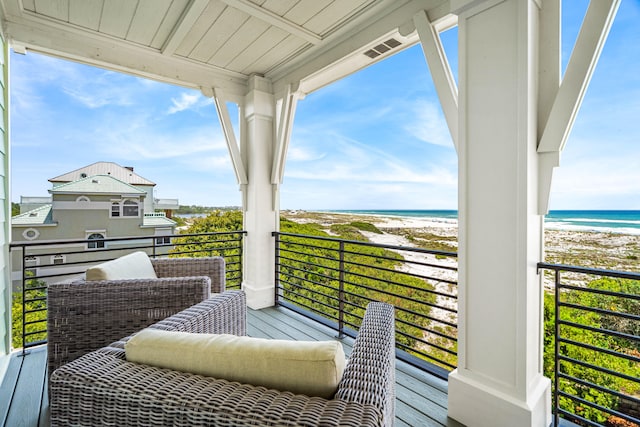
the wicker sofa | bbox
[49,290,396,427]
[47,254,226,376]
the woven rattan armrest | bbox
[47,276,211,375]
[336,302,396,424]
[151,256,225,293]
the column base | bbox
[242,281,275,309]
[448,370,551,427]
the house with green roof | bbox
[11,167,178,289]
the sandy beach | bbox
[282,208,639,300]
[282,210,639,273]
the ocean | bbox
[332,210,640,235]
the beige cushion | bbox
[86,251,157,281]
[125,328,346,399]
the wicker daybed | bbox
[49,290,396,427]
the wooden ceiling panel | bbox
[188,6,250,63]
[22,0,35,12]
[207,16,270,68]
[126,0,173,46]
[32,0,69,21]
[98,0,137,38]
[305,0,371,35]
[68,0,103,31]
[244,33,307,75]
[150,0,191,50]
[230,25,289,74]
[283,0,332,27]
[174,1,227,57]
[258,0,298,17]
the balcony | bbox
[3,232,638,426]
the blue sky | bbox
[9,1,639,211]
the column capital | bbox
[247,74,273,94]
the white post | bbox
[241,75,278,309]
[448,1,551,426]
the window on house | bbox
[52,254,65,265]
[155,236,171,245]
[123,200,139,217]
[111,200,139,217]
[87,233,106,249]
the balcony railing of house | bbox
[272,231,459,380]
[272,232,639,426]
[9,230,245,351]
[538,263,640,427]
[9,229,638,426]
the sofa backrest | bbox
[86,251,157,281]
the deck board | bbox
[1,305,459,427]
[2,346,47,427]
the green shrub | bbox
[543,278,640,424]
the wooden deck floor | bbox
[0,306,463,427]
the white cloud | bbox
[404,100,453,147]
[167,92,203,114]
[287,146,325,162]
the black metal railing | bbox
[10,231,245,350]
[538,263,640,427]
[273,231,458,379]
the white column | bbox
[448,1,551,426]
[242,75,278,309]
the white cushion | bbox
[125,328,346,399]
[86,251,157,281]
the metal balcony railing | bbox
[10,231,245,350]
[273,231,459,379]
[538,263,640,427]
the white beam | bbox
[413,10,459,153]
[537,0,561,214]
[220,0,322,45]
[271,84,299,185]
[212,87,248,186]
[161,0,209,56]
[537,0,620,153]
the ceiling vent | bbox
[363,38,402,59]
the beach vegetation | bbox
[398,229,458,253]
[543,278,640,425]
[348,221,383,234]
[279,217,438,355]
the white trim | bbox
[413,10,459,152]
[537,0,620,153]
[22,228,39,240]
[212,87,248,185]
[161,0,209,56]
[220,0,322,45]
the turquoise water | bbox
[332,210,640,234]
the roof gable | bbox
[50,175,147,196]
[49,162,155,186]
[12,204,53,225]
